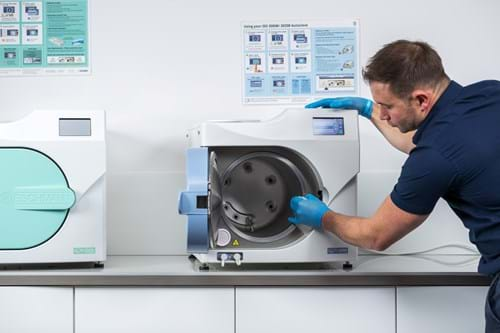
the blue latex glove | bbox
[305,97,374,119]
[288,194,330,229]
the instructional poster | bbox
[242,20,359,104]
[0,0,89,76]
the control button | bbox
[216,228,231,247]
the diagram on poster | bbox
[0,0,90,76]
[242,20,359,104]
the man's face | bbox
[369,82,420,133]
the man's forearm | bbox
[321,211,384,250]
[321,196,428,251]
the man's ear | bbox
[411,89,432,112]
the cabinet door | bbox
[236,287,395,333]
[75,287,233,333]
[397,286,488,333]
[0,287,73,333]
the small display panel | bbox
[295,57,307,64]
[272,57,284,64]
[25,6,39,15]
[293,34,307,43]
[249,58,261,65]
[273,80,285,87]
[313,117,344,135]
[3,6,15,14]
[250,80,262,88]
[59,118,91,136]
[249,35,261,42]
[271,34,283,42]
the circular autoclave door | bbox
[210,149,321,247]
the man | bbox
[288,40,500,332]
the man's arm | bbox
[322,196,428,251]
[370,104,416,154]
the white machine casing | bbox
[0,110,106,264]
[186,108,359,265]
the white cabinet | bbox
[397,286,489,333]
[236,287,395,333]
[75,287,234,333]
[0,287,73,333]
[0,283,490,333]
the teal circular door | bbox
[0,148,75,250]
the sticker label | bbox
[73,247,96,255]
[327,247,348,254]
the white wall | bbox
[1,0,499,255]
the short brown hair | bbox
[362,40,449,98]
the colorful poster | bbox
[0,0,89,76]
[242,20,359,104]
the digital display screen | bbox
[59,118,91,136]
[313,117,344,135]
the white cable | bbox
[361,243,479,256]
[356,253,479,269]
[411,255,479,267]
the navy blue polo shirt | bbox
[390,80,500,275]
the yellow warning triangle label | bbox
[232,239,240,247]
